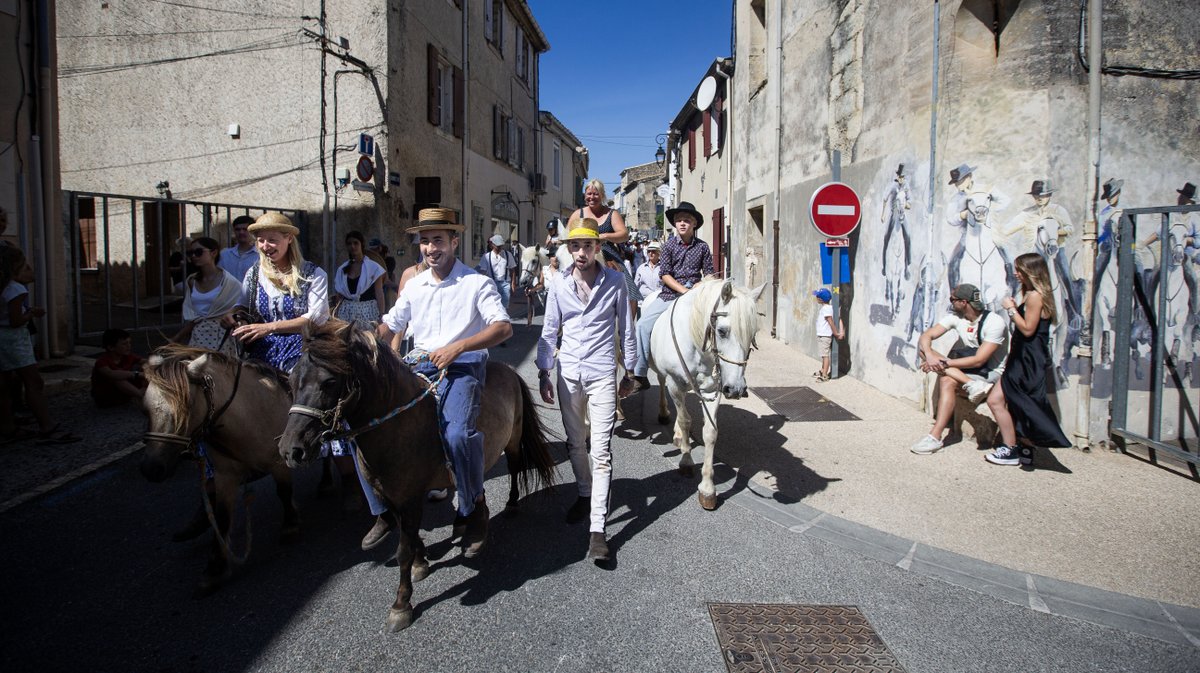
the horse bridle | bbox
[288,359,445,444]
[142,360,246,454]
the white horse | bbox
[648,278,766,510]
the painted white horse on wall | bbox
[649,278,766,510]
[955,191,1014,310]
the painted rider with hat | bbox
[632,201,714,389]
[374,207,512,557]
[537,218,637,562]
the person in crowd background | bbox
[218,215,258,282]
[91,328,146,407]
[333,230,388,330]
[171,237,241,356]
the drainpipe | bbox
[770,0,783,338]
[35,0,64,355]
[1075,0,1102,450]
[922,0,941,411]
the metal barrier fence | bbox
[1110,204,1200,471]
[66,191,306,340]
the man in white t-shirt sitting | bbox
[910,283,1009,455]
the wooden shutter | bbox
[688,125,696,170]
[712,208,725,276]
[427,44,440,126]
[452,65,464,138]
[493,106,502,158]
[714,95,724,154]
[702,109,711,159]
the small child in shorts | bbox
[812,288,844,381]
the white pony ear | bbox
[750,282,767,303]
[185,354,208,378]
[721,278,734,303]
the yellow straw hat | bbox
[247,212,299,236]
[408,207,465,233]
[562,218,601,242]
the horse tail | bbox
[510,378,558,495]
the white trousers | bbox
[557,372,618,533]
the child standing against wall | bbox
[812,288,844,381]
[0,246,80,444]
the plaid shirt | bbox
[658,234,714,301]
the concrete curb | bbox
[723,474,1200,649]
[0,441,144,515]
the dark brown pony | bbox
[140,345,297,593]
[278,321,556,632]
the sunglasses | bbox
[187,248,208,257]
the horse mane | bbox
[688,279,760,350]
[303,320,410,403]
[142,344,288,433]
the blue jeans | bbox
[417,352,488,517]
[634,297,673,377]
[493,279,511,308]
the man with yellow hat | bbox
[372,207,512,556]
[537,218,637,563]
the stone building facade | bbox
[726,0,1199,446]
[537,110,587,227]
[56,0,549,277]
[617,161,666,237]
[668,58,733,276]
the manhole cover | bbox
[708,603,905,673]
[751,387,860,422]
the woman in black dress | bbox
[985,252,1071,466]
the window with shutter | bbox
[493,106,502,158]
[427,44,440,126]
[714,95,724,154]
[702,109,711,159]
[518,126,525,169]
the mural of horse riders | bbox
[880,163,913,316]
[999,180,1085,385]
[1093,178,1123,367]
[944,163,1017,308]
[1136,182,1200,384]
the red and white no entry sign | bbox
[809,181,862,239]
[356,155,375,183]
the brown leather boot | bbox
[588,532,610,562]
[360,512,397,551]
[461,500,490,558]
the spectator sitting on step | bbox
[91,328,147,408]
[910,284,1009,455]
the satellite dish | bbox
[695,76,718,110]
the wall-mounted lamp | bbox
[155,180,171,199]
[654,133,669,168]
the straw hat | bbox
[562,218,601,242]
[408,207,464,233]
[247,212,299,236]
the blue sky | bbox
[528,0,733,194]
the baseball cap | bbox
[812,288,832,302]
[951,284,984,310]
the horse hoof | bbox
[386,608,414,632]
[412,562,431,583]
[698,492,718,511]
[657,414,670,425]
[678,464,694,478]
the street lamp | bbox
[654,133,669,168]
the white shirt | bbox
[219,245,258,282]
[0,280,28,327]
[382,259,510,354]
[480,248,516,283]
[937,311,1008,375]
[816,304,834,337]
[635,261,661,301]
[240,264,330,324]
[536,266,637,380]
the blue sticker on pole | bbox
[819,242,852,285]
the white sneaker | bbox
[910,434,944,455]
[964,380,993,404]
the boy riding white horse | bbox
[632,201,713,390]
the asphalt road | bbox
[1,320,1196,673]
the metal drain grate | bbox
[751,387,860,422]
[708,603,905,673]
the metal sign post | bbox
[809,165,861,379]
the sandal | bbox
[36,424,82,445]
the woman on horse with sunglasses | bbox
[171,236,242,356]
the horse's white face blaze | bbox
[139,369,198,482]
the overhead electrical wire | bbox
[58,32,303,78]
[145,0,300,20]
[1076,0,1200,80]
